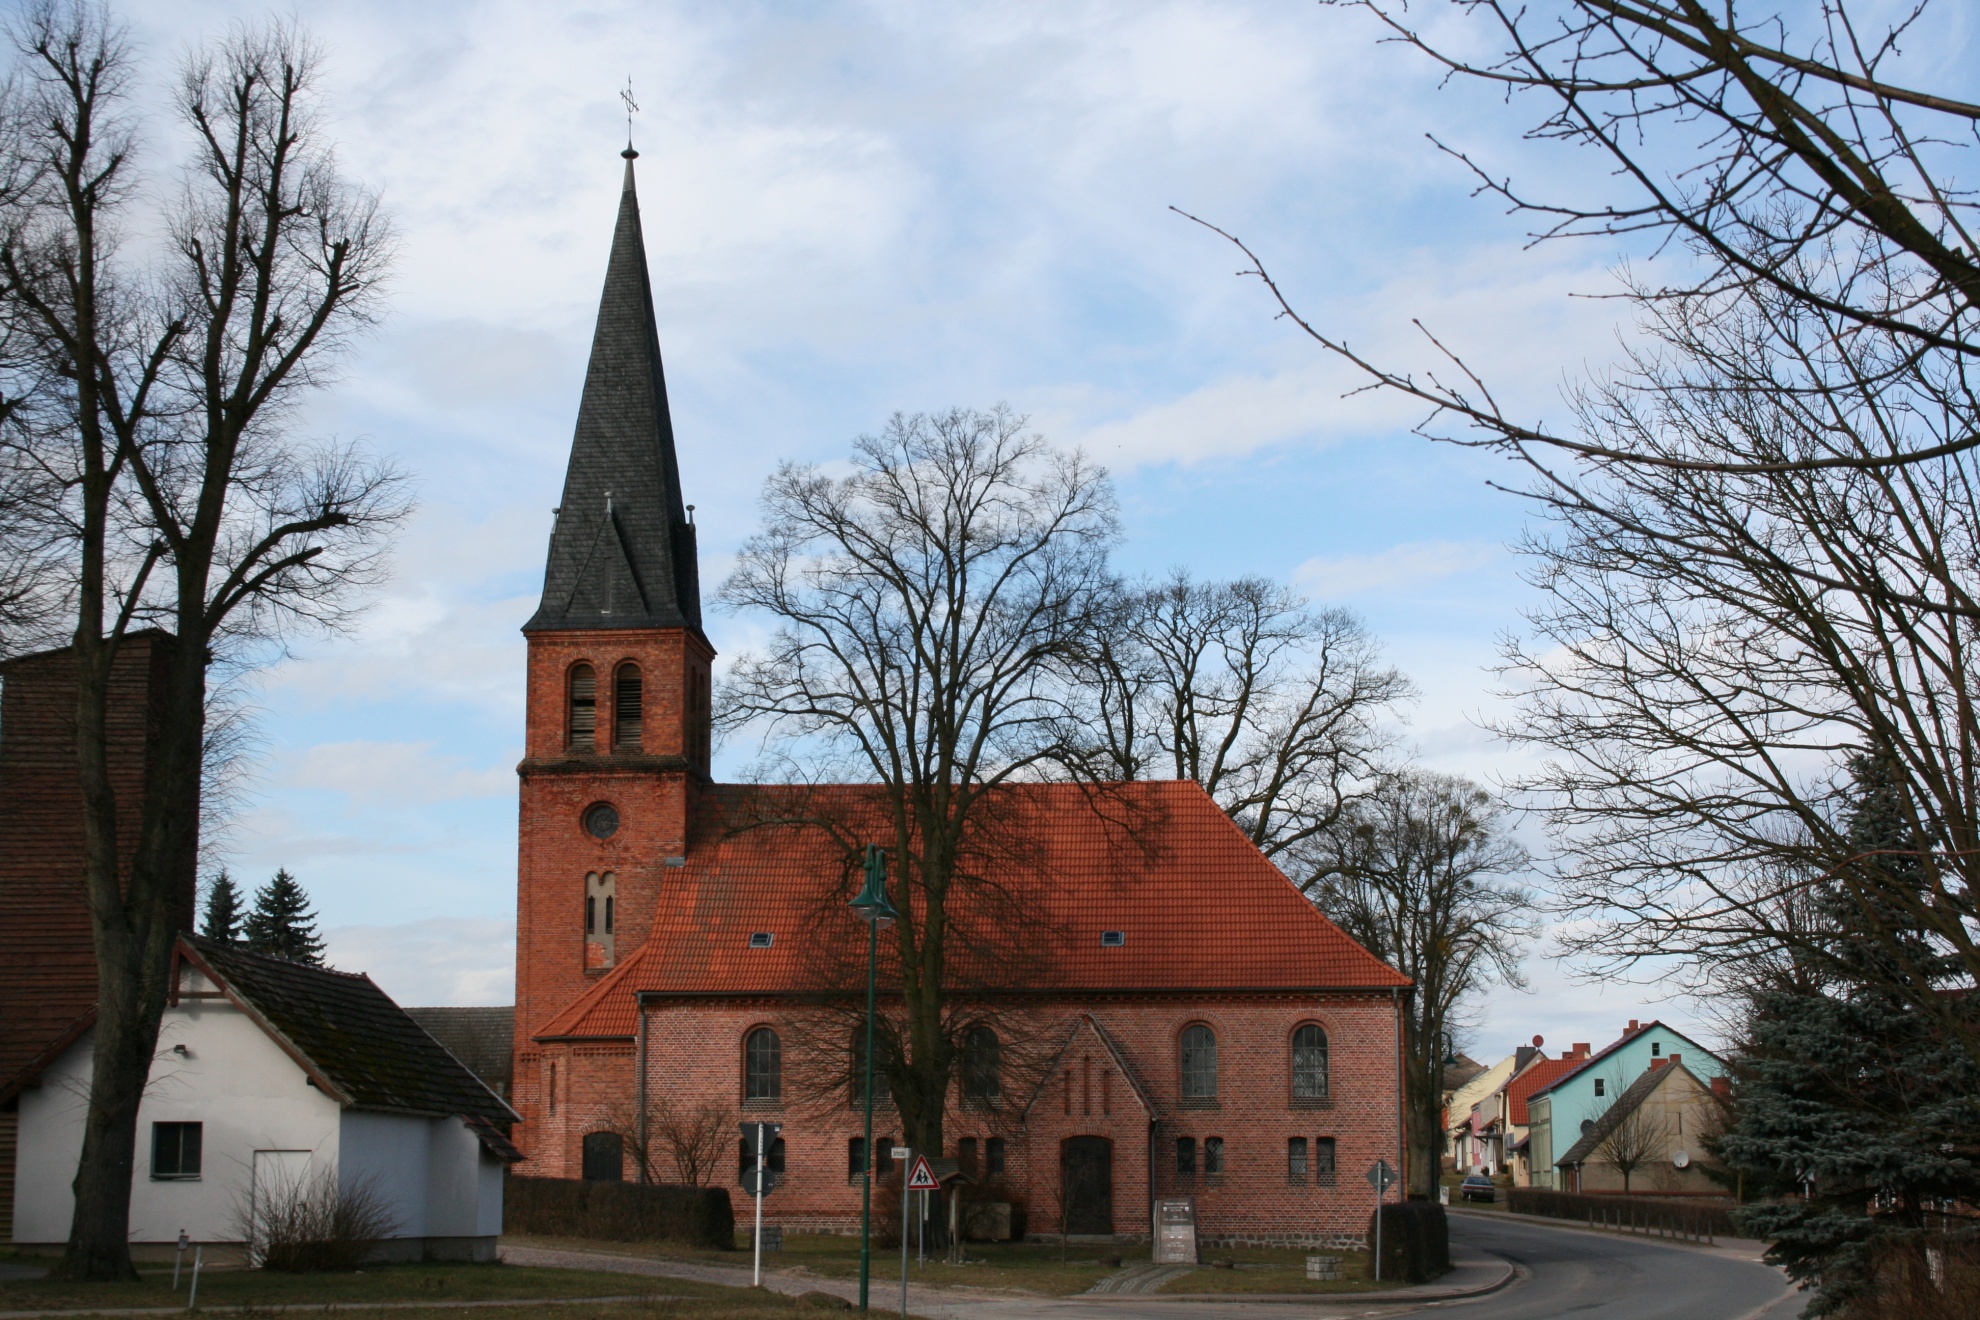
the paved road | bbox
[509,1212,1806,1320]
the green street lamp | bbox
[850,845,898,1313]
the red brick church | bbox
[509,149,1410,1246]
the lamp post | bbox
[850,844,898,1313]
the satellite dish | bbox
[1672,1149,1691,1169]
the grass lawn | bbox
[0,1258,711,1313]
[507,1231,1124,1297]
[507,1232,1404,1298]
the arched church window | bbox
[962,1025,1001,1103]
[568,665,596,750]
[614,664,643,750]
[745,1027,782,1104]
[585,871,616,969]
[1291,1023,1329,1102]
[1181,1024,1217,1101]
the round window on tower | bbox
[583,803,620,840]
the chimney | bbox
[1627,1019,1640,1034]
[1668,1054,1681,1069]
[1573,1043,1591,1057]
[1711,1076,1731,1099]
[1650,1058,1668,1071]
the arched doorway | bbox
[1060,1136,1113,1235]
[582,1131,624,1182]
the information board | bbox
[1153,1197,1198,1264]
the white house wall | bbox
[13,995,342,1246]
[338,1111,433,1240]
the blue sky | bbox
[101,0,1969,1060]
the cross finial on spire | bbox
[620,77,640,160]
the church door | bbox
[582,1131,624,1182]
[1061,1136,1113,1234]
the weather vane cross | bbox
[621,77,640,152]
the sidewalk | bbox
[499,1241,1516,1314]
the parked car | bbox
[1459,1174,1497,1203]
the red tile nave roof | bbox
[537,779,1409,1041]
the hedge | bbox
[1369,1201,1450,1283]
[505,1175,735,1249]
[1506,1187,1737,1241]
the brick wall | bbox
[519,992,1398,1245]
[0,632,186,1095]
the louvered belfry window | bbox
[615,665,643,750]
[569,665,596,749]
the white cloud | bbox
[325,918,515,1007]
[1297,539,1503,598]
[281,741,512,807]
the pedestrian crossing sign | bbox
[906,1154,940,1190]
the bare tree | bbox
[1084,572,1411,873]
[1199,0,1980,479]
[719,406,1118,1164]
[0,5,404,1279]
[1592,1077,1668,1197]
[596,1093,732,1188]
[1306,771,1536,1197]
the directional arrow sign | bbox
[1365,1159,1395,1192]
[906,1154,941,1191]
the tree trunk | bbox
[62,637,205,1280]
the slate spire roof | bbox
[526,150,701,634]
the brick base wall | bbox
[515,992,1402,1242]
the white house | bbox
[12,936,519,1261]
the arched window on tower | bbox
[585,871,616,969]
[614,664,643,750]
[568,664,596,750]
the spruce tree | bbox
[242,869,326,964]
[199,871,243,943]
[1720,754,1980,1314]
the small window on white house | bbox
[1651,1042,1662,1056]
[151,1122,201,1180]
[1594,1078,1606,1098]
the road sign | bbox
[891,1145,911,1159]
[740,1167,782,1196]
[906,1154,941,1191]
[1365,1159,1395,1192]
[741,1120,782,1145]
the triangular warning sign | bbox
[906,1154,940,1191]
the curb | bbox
[1061,1253,1519,1306]
[0,1296,682,1319]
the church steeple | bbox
[526,151,700,634]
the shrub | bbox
[505,1175,734,1249]
[235,1168,401,1272]
[1369,1202,1449,1283]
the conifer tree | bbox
[241,870,326,965]
[199,872,243,943]
[1721,755,1980,1314]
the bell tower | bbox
[513,147,713,1126]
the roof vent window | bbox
[748,932,774,948]
[1100,930,1125,947]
